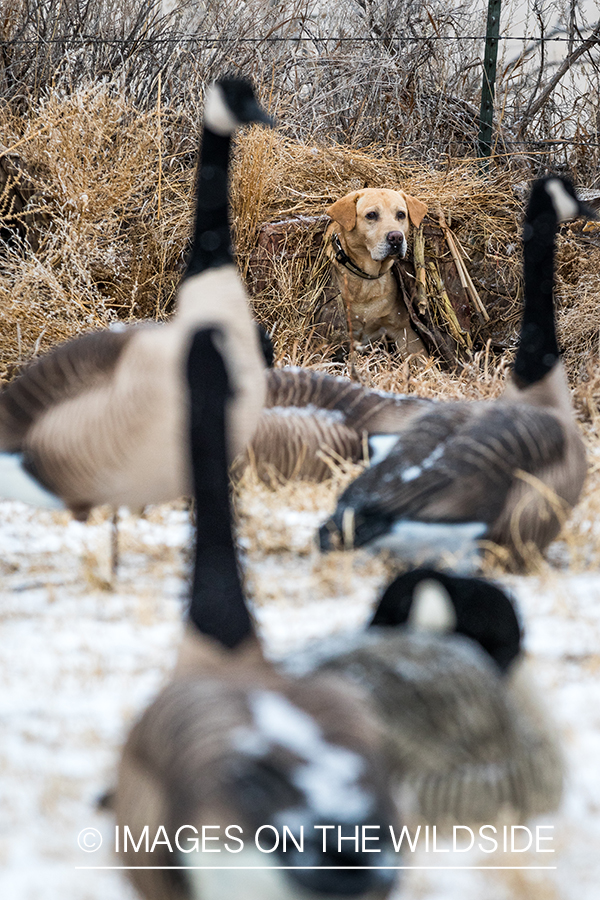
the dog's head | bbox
[326,187,428,262]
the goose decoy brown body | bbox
[234,367,433,482]
[284,567,564,827]
[114,328,398,900]
[0,78,270,520]
[320,176,595,569]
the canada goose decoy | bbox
[283,567,564,827]
[319,176,596,569]
[0,78,271,524]
[233,367,433,482]
[114,328,398,900]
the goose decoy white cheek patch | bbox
[203,83,240,135]
[545,177,580,222]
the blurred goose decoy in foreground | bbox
[284,568,564,827]
[320,176,595,570]
[0,78,270,522]
[114,329,398,900]
[234,367,433,482]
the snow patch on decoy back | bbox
[239,690,373,822]
[368,434,400,466]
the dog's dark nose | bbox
[386,231,405,246]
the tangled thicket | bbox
[1,0,600,168]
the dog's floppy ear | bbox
[326,191,360,231]
[401,192,428,228]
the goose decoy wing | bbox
[322,400,569,550]
[313,630,561,824]
[264,367,432,434]
[0,328,135,452]
[236,367,433,482]
[242,407,364,481]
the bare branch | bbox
[515,20,600,138]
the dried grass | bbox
[0,84,196,377]
[234,462,394,617]
[2,86,600,388]
[232,129,600,393]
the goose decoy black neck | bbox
[186,327,253,648]
[186,78,274,279]
[513,175,596,388]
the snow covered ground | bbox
[0,479,599,900]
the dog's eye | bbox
[365,211,379,221]
[396,211,407,220]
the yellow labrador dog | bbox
[318,188,428,358]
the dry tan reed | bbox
[0,85,196,378]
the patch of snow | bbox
[1,493,599,900]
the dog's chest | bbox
[316,258,420,351]
[340,273,401,328]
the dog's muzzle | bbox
[385,230,407,258]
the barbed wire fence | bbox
[1,0,600,178]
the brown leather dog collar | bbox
[329,232,385,281]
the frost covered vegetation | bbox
[1,2,600,899]
[2,0,600,162]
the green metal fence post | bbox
[478,0,502,164]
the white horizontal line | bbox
[75,866,558,871]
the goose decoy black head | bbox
[204,76,275,134]
[371,567,522,673]
[525,174,598,228]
